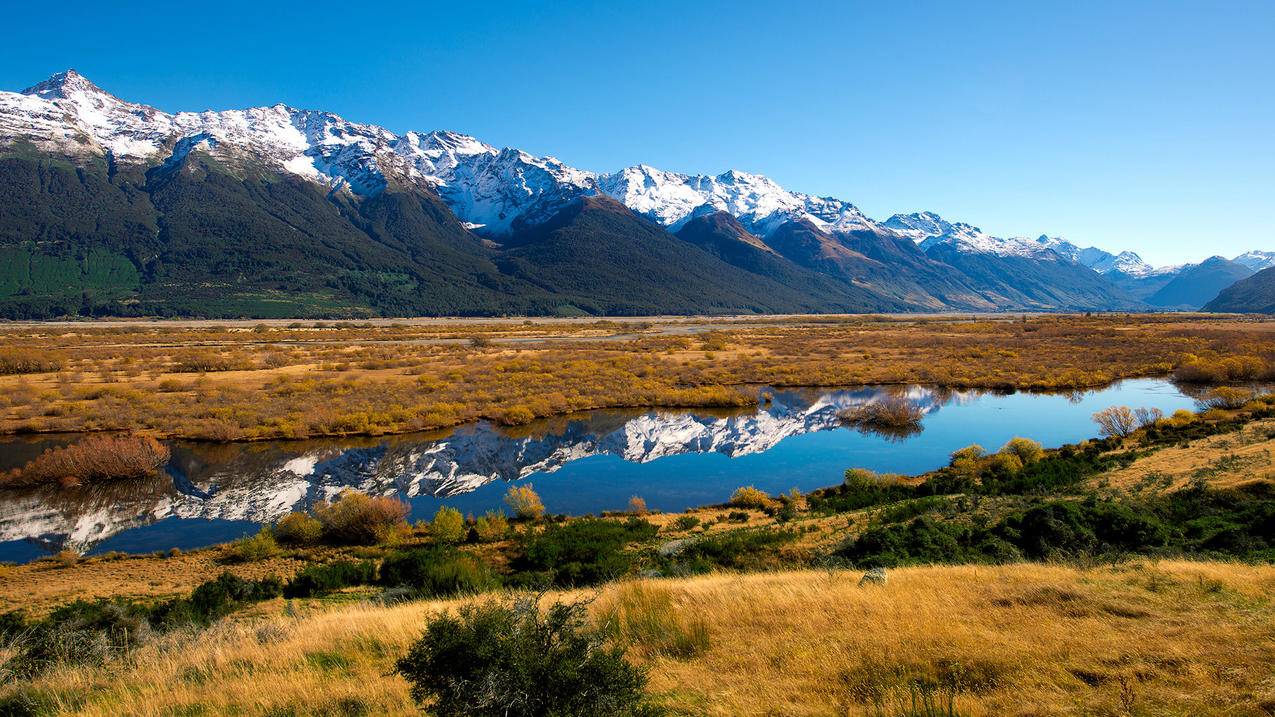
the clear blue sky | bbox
[2,1,1271,265]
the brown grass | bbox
[0,433,170,488]
[0,314,1270,441]
[6,562,1274,716]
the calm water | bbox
[0,379,1208,563]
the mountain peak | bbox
[22,69,112,102]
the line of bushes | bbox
[834,481,1275,568]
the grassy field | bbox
[5,561,1274,716]
[3,323,1274,716]
[0,313,1272,441]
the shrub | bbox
[273,512,323,545]
[0,349,63,375]
[1,434,170,488]
[948,444,985,475]
[1199,387,1253,410]
[284,560,376,598]
[229,528,279,562]
[839,397,924,440]
[729,486,773,510]
[149,572,282,630]
[670,515,700,531]
[396,599,654,717]
[431,506,466,543]
[473,511,509,542]
[671,528,799,572]
[313,491,409,545]
[512,517,658,587]
[378,548,499,598]
[505,484,546,520]
[988,452,1024,474]
[626,496,649,515]
[1092,406,1137,438]
[999,437,1043,465]
[4,600,152,678]
[809,469,915,513]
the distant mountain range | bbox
[0,70,1269,318]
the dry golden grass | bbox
[1100,417,1275,493]
[9,562,1275,716]
[0,314,1271,440]
[0,548,309,616]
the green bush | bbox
[430,506,465,544]
[395,599,657,717]
[808,468,916,512]
[670,515,701,531]
[273,512,323,545]
[473,510,509,542]
[670,528,799,572]
[284,560,376,598]
[149,572,283,629]
[511,517,657,588]
[228,528,280,562]
[378,547,499,598]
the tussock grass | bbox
[5,562,1274,716]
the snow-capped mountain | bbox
[1233,250,1275,272]
[0,70,1264,317]
[0,70,875,238]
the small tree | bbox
[395,599,653,717]
[431,506,465,544]
[1133,407,1164,428]
[505,484,546,520]
[1092,406,1137,438]
[949,444,986,475]
[626,496,649,516]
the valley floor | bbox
[0,313,1271,441]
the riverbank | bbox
[1,313,1271,441]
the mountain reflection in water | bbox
[0,381,1206,561]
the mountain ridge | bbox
[0,70,1265,318]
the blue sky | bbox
[2,1,1271,265]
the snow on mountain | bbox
[0,69,1213,269]
[884,212,1057,258]
[596,166,880,236]
[1233,250,1275,272]
[1,70,888,238]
